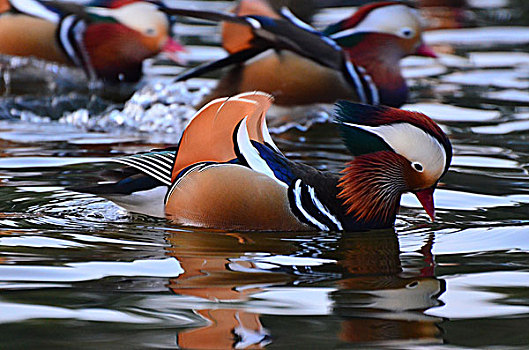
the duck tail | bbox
[222,0,279,54]
[171,92,274,181]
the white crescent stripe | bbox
[236,118,287,187]
[245,17,262,29]
[261,114,280,153]
[293,180,329,231]
[10,0,60,22]
[59,15,81,67]
[280,7,315,33]
[308,186,343,230]
[345,61,367,104]
[357,66,379,105]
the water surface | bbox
[1,0,529,348]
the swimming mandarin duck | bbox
[75,92,452,231]
[0,0,185,82]
[165,1,437,107]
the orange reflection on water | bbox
[165,229,444,348]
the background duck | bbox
[74,92,452,231]
[0,0,186,82]
[166,0,437,107]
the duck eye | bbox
[406,281,419,289]
[412,162,424,172]
[400,27,414,38]
[145,28,156,36]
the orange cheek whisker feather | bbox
[338,152,407,224]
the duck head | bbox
[336,102,452,227]
[324,2,436,107]
[84,1,184,81]
[324,1,436,60]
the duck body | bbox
[166,152,359,231]
[75,92,452,232]
[0,0,184,82]
[0,13,67,63]
[168,1,436,107]
[208,50,356,106]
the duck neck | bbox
[337,152,407,229]
[343,33,408,107]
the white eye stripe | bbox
[343,122,446,180]
[329,27,359,40]
[330,4,421,40]
[88,3,168,35]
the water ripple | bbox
[427,271,529,319]
[0,258,183,282]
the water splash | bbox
[59,81,210,136]
[0,54,92,95]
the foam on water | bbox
[59,81,207,136]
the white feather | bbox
[345,61,367,104]
[293,180,329,231]
[59,15,81,67]
[343,122,447,180]
[357,66,379,105]
[261,114,280,153]
[236,118,287,187]
[308,186,342,230]
[245,17,262,30]
[329,4,422,40]
[112,158,172,186]
[10,0,60,22]
[280,7,314,32]
[87,2,168,36]
[102,186,167,218]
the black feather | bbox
[73,172,164,195]
[175,47,268,82]
[163,6,345,73]
[334,101,392,156]
[160,7,249,25]
[334,100,388,125]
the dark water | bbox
[1,1,529,348]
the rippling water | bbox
[1,0,529,348]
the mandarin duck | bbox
[74,92,452,231]
[165,1,436,107]
[0,0,185,82]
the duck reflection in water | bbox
[164,229,445,348]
